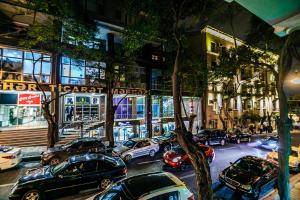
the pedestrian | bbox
[196,125,199,134]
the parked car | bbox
[152,131,177,152]
[267,146,300,172]
[219,155,278,199]
[9,154,127,200]
[0,145,22,171]
[193,129,227,146]
[41,137,106,165]
[112,138,159,163]
[257,136,279,150]
[227,128,252,143]
[88,172,194,200]
[163,143,215,171]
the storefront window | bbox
[163,97,174,117]
[152,97,160,118]
[0,47,51,83]
[136,97,144,118]
[0,93,47,129]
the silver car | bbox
[112,138,159,162]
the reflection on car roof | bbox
[124,172,177,199]
[69,153,106,163]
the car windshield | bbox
[95,183,130,200]
[291,150,298,157]
[233,158,267,176]
[50,161,68,175]
[122,140,137,148]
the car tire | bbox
[49,157,60,165]
[220,139,225,146]
[124,155,132,163]
[237,139,241,144]
[149,150,155,157]
[163,145,171,152]
[22,189,42,200]
[179,162,187,171]
[204,141,209,146]
[99,178,112,190]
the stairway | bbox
[0,128,48,147]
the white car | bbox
[0,145,22,171]
[87,172,194,200]
[112,138,159,162]
[267,146,300,172]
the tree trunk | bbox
[275,30,300,200]
[105,81,115,147]
[47,122,58,148]
[188,114,197,132]
[172,42,213,200]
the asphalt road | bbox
[1,133,300,200]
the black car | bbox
[9,154,127,200]
[152,132,177,152]
[227,129,252,143]
[193,129,227,146]
[219,156,278,199]
[41,137,106,165]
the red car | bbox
[163,144,215,171]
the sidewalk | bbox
[264,174,300,200]
[21,146,47,162]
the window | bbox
[211,42,217,53]
[80,161,98,173]
[152,97,160,118]
[62,163,81,176]
[136,97,145,118]
[0,48,51,82]
[61,56,106,85]
[148,191,179,200]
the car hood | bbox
[224,166,259,185]
[19,166,53,184]
[113,146,131,154]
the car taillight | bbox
[2,155,16,159]
[187,194,194,200]
[123,167,128,174]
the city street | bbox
[1,134,300,200]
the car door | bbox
[78,160,99,190]
[132,142,143,157]
[141,141,151,156]
[46,162,83,196]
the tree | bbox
[123,1,215,199]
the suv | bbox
[152,132,177,152]
[89,172,194,200]
[193,129,227,146]
[9,154,127,200]
[41,137,106,165]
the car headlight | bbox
[172,156,181,162]
[240,184,252,191]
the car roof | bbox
[68,153,106,163]
[123,172,180,198]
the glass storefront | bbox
[63,94,106,122]
[0,92,47,129]
[114,96,145,119]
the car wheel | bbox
[149,150,155,157]
[49,157,60,165]
[99,178,112,190]
[124,155,132,163]
[163,145,171,152]
[22,189,42,200]
[180,162,187,171]
[204,141,209,146]
[220,139,225,146]
[237,139,241,144]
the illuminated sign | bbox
[0,82,149,95]
[18,94,41,105]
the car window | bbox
[62,163,81,176]
[80,161,98,173]
[71,141,82,149]
[135,142,143,148]
[82,141,96,148]
[148,191,179,200]
[123,140,137,148]
[143,141,151,147]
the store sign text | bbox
[0,82,149,95]
[18,94,41,105]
